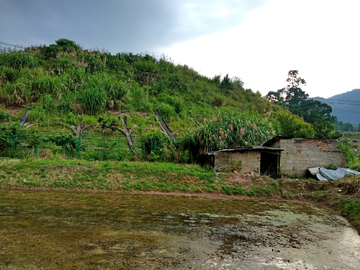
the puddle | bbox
[0,190,359,269]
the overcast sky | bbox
[1,0,359,98]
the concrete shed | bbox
[207,146,283,176]
[263,136,347,176]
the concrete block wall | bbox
[214,151,261,173]
[277,138,347,175]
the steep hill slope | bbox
[0,39,316,161]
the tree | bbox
[274,111,315,138]
[291,99,335,138]
[267,70,336,138]
[220,74,232,92]
[266,70,308,106]
[266,89,285,105]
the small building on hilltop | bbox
[262,136,347,176]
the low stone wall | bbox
[213,151,261,173]
[277,138,347,175]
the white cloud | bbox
[163,0,360,98]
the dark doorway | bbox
[260,152,280,177]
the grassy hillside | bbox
[0,39,316,162]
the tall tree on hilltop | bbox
[267,70,337,138]
[285,70,308,105]
[266,70,308,105]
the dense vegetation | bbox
[0,39,353,163]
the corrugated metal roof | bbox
[263,136,339,147]
[308,167,360,181]
[207,146,283,155]
[320,168,360,181]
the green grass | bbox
[338,200,360,232]
[0,159,217,192]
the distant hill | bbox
[311,89,360,123]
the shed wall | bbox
[214,151,261,173]
[276,138,347,175]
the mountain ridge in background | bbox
[311,89,360,123]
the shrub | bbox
[273,110,315,138]
[0,66,18,83]
[41,94,56,113]
[78,86,106,114]
[182,108,276,152]
[138,131,171,159]
[154,102,177,121]
[0,52,39,70]
[0,110,12,123]
[58,92,75,114]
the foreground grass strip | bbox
[0,159,217,192]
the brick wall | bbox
[214,151,261,173]
[276,138,347,175]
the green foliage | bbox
[65,112,79,125]
[0,66,19,83]
[339,142,360,171]
[338,200,360,231]
[129,86,152,112]
[29,106,50,123]
[335,119,358,132]
[222,185,245,195]
[40,94,56,113]
[0,123,27,153]
[0,77,33,105]
[43,135,79,151]
[82,115,99,126]
[179,150,190,163]
[139,131,172,159]
[339,200,360,215]
[189,108,275,152]
[267,70,336,138]
[98,114,121,130]
[154,102,177,121]
[1,41,337,164]
[0,51,39,70]
[290,99,336,138]
[117,148,134,161]
[78,86,107,114]
[0,109,12,122]
[55,39,81,51]
[58,92,76,113]
[273,110,315,138]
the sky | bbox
[1,0,359,98]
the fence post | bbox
[77,136,81,159]
[35,133,39,158]
[117,137,121,161]
[12,134,16,153]
[98,139,101,160]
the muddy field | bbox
[0,189,359,269]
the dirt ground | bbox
[0,189,359,270]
